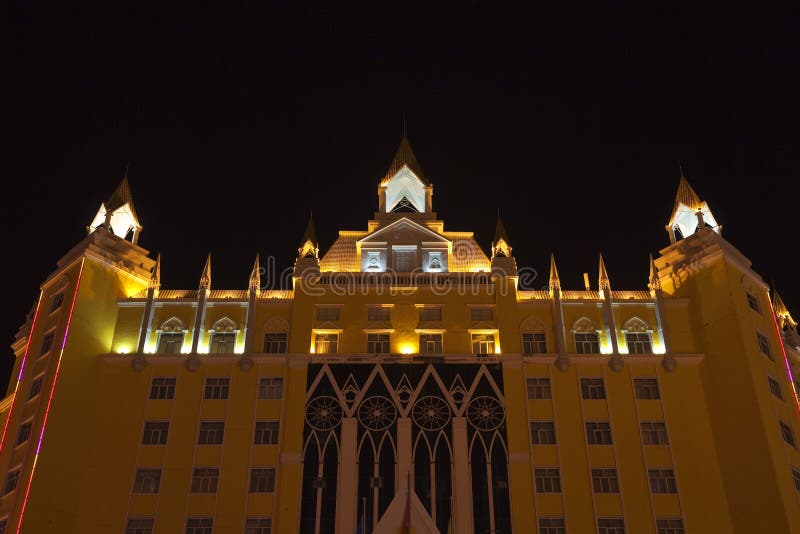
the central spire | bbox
[381,136,428,186]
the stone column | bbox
[452,417,474,534]
[397,417,412,491]
[336,417,358,534]
[136,287,156,354]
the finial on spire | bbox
[149,254,161,290]
[598,253,611,294]
[199,254,212,290]
[249,254,261,293]
[549,253,561,293]
[678,160,685,179]
[648,254,661,292]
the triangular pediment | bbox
[358,217,450,246]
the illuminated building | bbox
[1,137,799,533]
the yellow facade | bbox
[1,141,799,534]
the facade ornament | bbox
[608,354,624,372]
[661,354,677,372]
[131,354,147,372]
[238,355,254,372]
[185,354,201,372]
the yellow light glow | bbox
[117,345,131,354]
[400,344,415,355]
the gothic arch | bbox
[210,316,237,332]
[572,316,598,333]
[159,316,184,332]
[263,315,290,333]
[520,315,546,333]
[622,316,650,332]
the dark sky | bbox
[4,5,799,388]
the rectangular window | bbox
[598,518,625,534]
[157,332,184,354]
[393,250,417,272]
[526,377,552,399]
[249,468,276,493]
[419,333,442,354]
[245,518,273,534]
[50,292,65,313]
[591,468,620,493]
[574,332,600,354]
[586,422,613,445]
[210,332,236,354]
[367,307,390,321]
[538,517,566,534]
[150,377,176,400]
[316,307,340,321]
[634,378,660,400]
[198,422,224,445]
[16,422,32,446]
[367,333,390,354]
[142,422,169,445]
[757,333,773,360]
[28,375,44,399]
[3,469,20,495]
[780,421,797,447]
[656,518,685,534]
[263,333,287,353]
[522,332,547,354]
[792,467,800,491]
[470,307,494,321]
[471,333,496,355]
[625,332,653,354]
[649,469,678,493]
[132,468,161,494]
[259,377,283,400]
[768,377,783,400]
[39,331,55,356]
[580,378,606,399]
[204,377,230,400]
[746,293,761,314]
[254,421,280,445]
[534,468,561,493]
[530,421,557,444]
[185,518,213,534]
[419,306,442,322]
[190,468,219,493]
[314,333,338,354]
[641,422,669,445]
[125,518,154,534]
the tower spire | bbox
[199,254,212,290]
[298,212,319,259]
[598,253,611,294]
[491,211,512,258]
[88,171,143,243]
[249,254,261,293]
[666,167,720,244]
[772,288,797,328]
[149,254,161,290]
[381,135,428,186]
[549,253,561,293]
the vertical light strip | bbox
[16,258,84,534]
[770,303,800,414]
[0,291,43,454]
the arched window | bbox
[209,317,237,354]
[572,317,600,354]
[622,317,653,354]
[520,316,547,354]
[157,317,185,354]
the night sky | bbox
[4,5,798,389]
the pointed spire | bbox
[298,212,319,260]
[549,253,561,292]
[598,254,611,293]
[199,254,212,290]
[491,211,512,258]
[148,254,161,290]
[675,175,703,211]
[648,254,661,291]
[249,254,261,293]
[381,135,428,185]
[772,288,797,328]
[106,174,137,215]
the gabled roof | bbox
[106,176,139,221]
[674,176,702,212]
[381,136,428,185]
[357,217,450,245]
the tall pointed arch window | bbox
[209,317,238,354]
[572,317,600,354]
[157,317,185,354]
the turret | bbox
[490,213,516,275]
[378,136,432,214]
[87,174,143,244]
[665,166,721,244]
[294,213,320,276]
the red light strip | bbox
[0,291,43,454]
[16,259,84,534]
[770,303,800,414]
